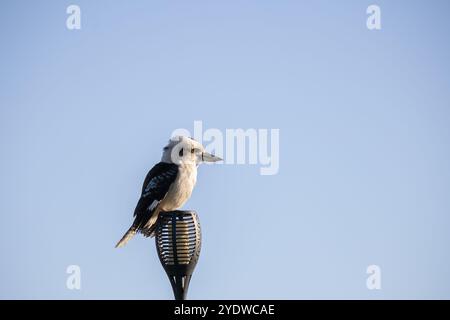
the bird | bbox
[115,136,222,248]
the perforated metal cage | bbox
[155,210,201,300]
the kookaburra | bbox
[116,136,222,248]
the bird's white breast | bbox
[159,163,197,211]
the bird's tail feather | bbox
[115,226,137,248]
[141,209,160,238]
[116,209,160,247]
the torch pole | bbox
[155,210,202,300]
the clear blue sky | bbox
[1,0,450,299]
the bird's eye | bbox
[179,149,184,157]
[191,148,195,154]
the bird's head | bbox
[161,136,222,165]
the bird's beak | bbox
[201,152,223,162]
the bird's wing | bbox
[133,162,179,218]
